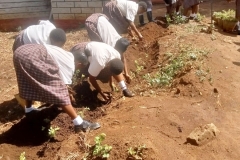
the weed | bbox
[48,126,60,138]
[194,13,205,22]
[135,60,144,74]
[92,133,112,159]
[144,45,210,87]
[19,152,26,160]
[78,107,90,118]
[127,144,146,160]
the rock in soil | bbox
[186,123,220,146]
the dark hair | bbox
[50,28,66,44]
[138,1,147,11]
[71,49,88,65]
[109,58,124,75]
[115,38,130,54]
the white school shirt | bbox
[23,20,56,45]
[97,16,122,47]
[116,0,138,22]
[85,42,121,77]
[44,44,75,85]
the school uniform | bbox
[13,44,74,105]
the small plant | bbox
[78,107,90,118]
[135,60,144,74]
[127,144,146,160]
[19,152,26,160]
[48,126,60,138]
[92,133,112,159]
[194,13,205,22]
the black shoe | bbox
[123,89,134,97]
[147,11,155,22]
[139,15,146,26]
[74,120,100,133]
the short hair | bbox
[50,28,66,44]
[115,38,130,54]
[71,49,88,65]
[109,58,124,75]
[138,1,147,11]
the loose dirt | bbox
[1,1,240,160]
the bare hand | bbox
[100,92,112,104]
[123,74,132,84]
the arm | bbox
[89,75,109,100]
[129,21,143,40]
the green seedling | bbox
[127,144,146,160]
[92,133,112,159]
[78,107,90,118]
[19,152,26,160]
[48,126,60,138]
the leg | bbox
[62,104,100,132]
[112,74,134,97]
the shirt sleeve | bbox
[88,59,104,77]
[125,1,138,22]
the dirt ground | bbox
[1,1,240,160]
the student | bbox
[13,29,100,133]
[138,0,154,25]
[12,20,57,52]
[70,42,134,102]
[85,13,131,84]
[102,0,147,40]
[182,0,200,20]
[227,0,240,34]
[164,0,177,20]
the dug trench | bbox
[0,21,214,159]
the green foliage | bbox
[213,9,237,22]
[92,133,112,159]
[127,144,146,160]
[194,13,205,22]
[78,107,90,118]
[48,126,60,138]
[143,45,210,87]
[135,60,144,74]
[19,152,26,160]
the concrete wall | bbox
[0,0,51,19]
[51,0,109,20]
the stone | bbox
[186,123,220,146]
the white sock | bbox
[25,106,36,113]
[190,13,195,18]
[119,80,127,91]
[72,116,83,126]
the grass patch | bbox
[143,44,210,87]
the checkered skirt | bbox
[13,44,71,105]
[183,0,200,9]
[85,13,109,42]
[102,1,129,34]
[12,31,24,52]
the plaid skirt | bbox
[12,31,24,52]
[183,0,200,9]
[13,44,71,105]
[102,1,129,34]
[85,13,109,42]
[236,0,240,19]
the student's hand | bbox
[138,34,143,41]
[123,74,132,84]
[100,92,112,104]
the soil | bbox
[1,1,240,160]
